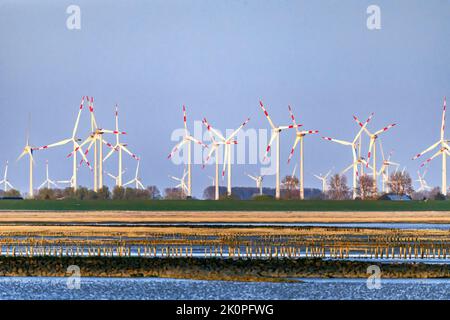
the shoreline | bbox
[0,257,449,282]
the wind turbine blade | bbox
[298,130,319,135]
[135,160,140,179]
[27,149,34,163]
[123,180,133,187]
[367,138,375,164]
[322,137,353,146]
[72,97,85,138]
[183,105,188,135]
[278,124,303,130]
[226,118,250,142]
[115,105,120,144]
[379,139,386,161]
[187,135,208,148]
[413,140,441,160]
[167,139,187,159]
[341,163,354,175]
[107,172,116,180]
[88,97,98,131]
[291,163,297,178]
[374,123,397,136]
[203,144,218,167]
[203,118,226,141]
[75,143,91,168]
[103,147,116,162]
[442,97,447,140]
[102,139,115,150]
[420,149,443,167]
[35,138,72,150]
[120,145,139,161]
[353,112,374,144]
[17,150,27,161]
[263,132,278,161]
[259,100,276,129]
[287,137,300,164]
[352,114,372,136]
[287,105,300,132]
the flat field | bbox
[0,199,450,212]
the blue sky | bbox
[0,0,449,197]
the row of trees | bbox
[31,186,161,200]
[326,171,447,200]
[1,170,447,200]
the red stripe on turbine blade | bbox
[264,111,269,117]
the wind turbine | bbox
[103,105,139,187]
[0,161,14,192]
[413,97,450,193]
[259,100,301,199]
[38,160,58,189]
[286,105,319,199]
[123,160,145,189]
[246,173,264,195]
[416,169,432,192]
[202,117,250,197]
[17,116,35,198]
[378,142,399,193]
[79,98,124,191]
[105,169,126,187]
[169,168,189,198]
[34,97,91,191]
[202,118,226,200]
[168,105,207,198]
[313,169,332,193]
[353,114,396,190]
[322,113,373,199]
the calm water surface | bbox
[0,277,449,300]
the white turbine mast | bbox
[38,160,58,189]
[260,100,301,199]
[123,160,145,190]
[0,161,14,192]
[103,105,139,188]
[168,105,207,198]
[202,116,250,197]
[322,113,373,199]
[286,105,319,199]
[413,97,449,193]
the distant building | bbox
[380,194,412,201]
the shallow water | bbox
[0,277,449,300]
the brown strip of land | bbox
[0,210,449,223]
